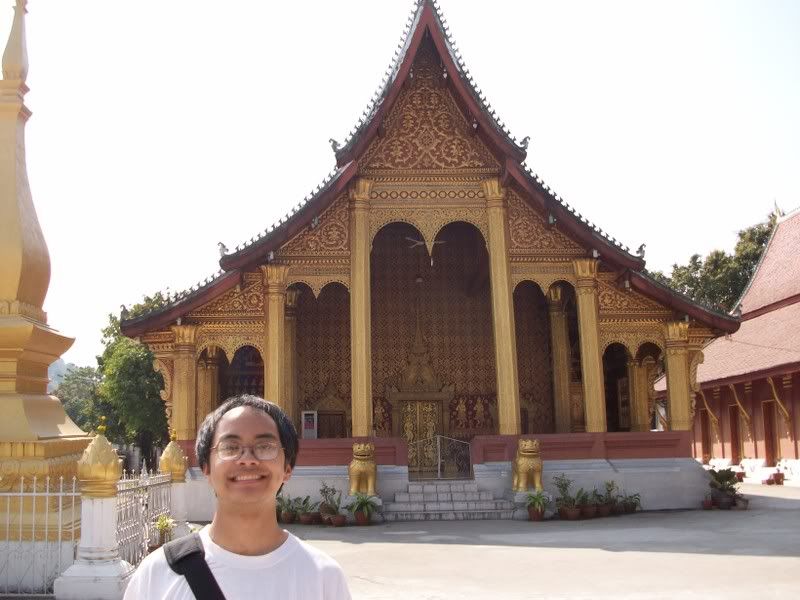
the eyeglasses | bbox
[211,441,283,462]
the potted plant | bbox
[709,468,738,510]
[319,481,339,525]
[576,488,596,519]
[154,514,176,549]
[702,493,713,510]
[345,492,380,525]
[277,494,296,524]
[328,491,347,527]
[553,473,580,520]
[733,493,749,510]
[773,468,785,485]
[297,496,320,525]
[525,489,551,521]
[599,481,618,517]
[622,492,641,514]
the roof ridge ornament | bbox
[2,0,28,83]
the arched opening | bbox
[371,221,497,455]
[635,342,663,430]
[603,343,632,432]
[196,346,228,429]
[513,280,553,434]
[221,345,264,400]
[295,282,352,438]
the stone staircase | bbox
[382,480,515,521]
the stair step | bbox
[383,509,514,522]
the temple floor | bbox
[287,483,800,599]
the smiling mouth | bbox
[231,474,265,482]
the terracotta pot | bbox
[320,513,332,525]
[331,514,347,527]
[310,512,322,524]
[735,472,745,482]
[579,504,597,519]
[354,510,371,526]
[733,498,749,510]
[298,513,315,525]
[611,503,625,516]
[564,507,581,521]
[597,504,612,517]
[624,502,636,514]
[702,498,713,510]
[280,510,295,524]
[528,507,545,521]
[717,495,734,510]
[773,472,785,485]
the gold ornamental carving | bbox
[189,271,266,319]
[369,205,489,253]
[512,438,544,492]
[279,193,350,258]
[507,190,583,256]
[766,377,793,433]
[598,321,666,358]
[348,442,377,496]
[597,279,672,317]
[153,357,173,402]
[195,320,265,363]
[77,418,122,499]
[360,40,498,175]
[159,430,188,483]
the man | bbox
[124,395,351,599]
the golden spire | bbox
[159,430,188,483]
[1,0,28,83]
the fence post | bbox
[55,419,133,600]
[159,430,191,539]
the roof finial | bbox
[2,0,28,83]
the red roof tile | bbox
[739,210,800,315]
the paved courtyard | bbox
[290,484,800,600]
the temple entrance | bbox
[221,345,264,399]
[603,343,632,432]
[763,401,778,466]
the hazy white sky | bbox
[6,0,799,368]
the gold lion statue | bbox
[348,442,377,496]
[512,438,543,493]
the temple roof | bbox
[120,0,740,338]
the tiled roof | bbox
[737,208,800,316]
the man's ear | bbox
[202,463,210,477]
[283,462,292,483]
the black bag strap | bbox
[163,532,226,600]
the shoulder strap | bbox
[163,532,226,600]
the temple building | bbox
[685,208,800,477]
[120,1,739,487]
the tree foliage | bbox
[649,212,778,312]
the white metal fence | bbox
[116,469,171,567]
[0,476,80,596]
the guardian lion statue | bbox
[512,438,543,493]
[348,442,377,496]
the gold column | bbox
[196,347,219,429]
[284,289,300,427]
[261,264,289,410]
[665,321,691,430]
[547,284,572,433]
[573,258,606,432]
[350,178,374,437]
[170,324,198,440]
[628,359,650,431]
[482,179,521,435]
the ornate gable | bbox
[188,271,264,319]
[278,193,350,258]
[360,39,499,175]
[507,190,584,257]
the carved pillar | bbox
[573,258,606,432]
[350,178,374,437]
[482,179,521,435]
[284,289,300,427]
[628,359,650,432]
[665,321,691,431]
[170,324,198,441]
[261,264,289,410]
[196,347,220,429]
[547,284,572,433]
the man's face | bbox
[203,406,292,507]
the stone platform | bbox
[382,480,514,521]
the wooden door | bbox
[763,401,778,467]
[318,411,346,438]
[729,405,741,465]
[403,401,441,475]
[700,409,711,463]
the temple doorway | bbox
[221,345,264,400]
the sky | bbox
[5,0,799,368]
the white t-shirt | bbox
[123,527,351,600]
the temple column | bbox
[547,284,572,433]
[665,321,692,430]
[170,324,198,441]
[573,258,606,432]
[628,359,650,432]
[350,178,374,437]
[482,179,521,435]
[196,347,219,429]
[284,289,300,427]
[261,264,289,410]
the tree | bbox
[649,211,779,312]
[54,365,126,441]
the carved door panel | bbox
[318,411,346,439]
[404,401,440,474]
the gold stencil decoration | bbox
[189,271,265,319]
[507,190,584,256]
[596,278,671,316]
[361,39,498,174]
[279,193,350,257]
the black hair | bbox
[195,395,299,472]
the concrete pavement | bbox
[292,483,800,600]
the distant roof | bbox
[737,209,800,318]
